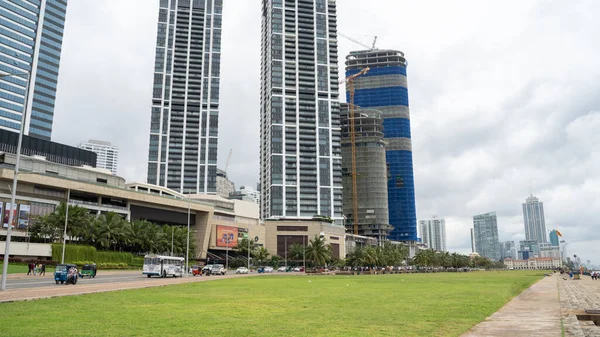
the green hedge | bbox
[52,244,139,267]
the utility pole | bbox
[61,189,71,264]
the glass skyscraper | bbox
[345,49,417,241]
[146,0,222,194]
[473,212,500,260]
[0,0,68,140]
[522,194,547,243]
[259,0,342,220]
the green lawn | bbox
[0,271,543,337]
[0,264,54,275]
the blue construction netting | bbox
[386,149,418,241]
[351,86,409,108]
[382,118,411,139]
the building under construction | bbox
[340,104,393,242]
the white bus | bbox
[143,254,184,278]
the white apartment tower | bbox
[79,140,119,175]
[259,0,342,220]
[418,217,447,252]
[146,0,223,194]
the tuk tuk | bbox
[54,264,77,284]
[191,265,202,276]
[81,264,97,278]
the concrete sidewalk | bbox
[462,274,561,337]
[1,269,140,280]
[0,273,260,303]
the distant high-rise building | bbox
[0,0,68,140]
[79,140,118,175]
[345,49,417,242]
[146,0,223,194]
[259,0,342,220]
[341,105,391,242]
[473,212,500,260]
[500,240,517,260]
[229,185,260,204]
[418,217,446,252]
[216,169,234,199]
[549,230,560,247]
[522,194,547,243]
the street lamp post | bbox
[1,71,30,291]
[185,199,190,277]
[61,189,71,264]
[303,235,306,272]
[285,237,291,268]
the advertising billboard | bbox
[216,225,238,248]
[3,202,16,229]
[18,204,31,230]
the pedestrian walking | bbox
[27,263,32,275]
[33,262,37,276]
[40,263,46,276]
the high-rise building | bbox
[0,0,68,140]
[146,0,223,194]
[473,212,500,260]
[79,140,118,175]
[500,240,517,260]
[418,217,446,252]
[229,185,260,204]
[259,0,342,221]
[522,194,547,243]
[216,168,234,198]
[345,49,417,241]
[340,104,392,242]
[549,229,559,247]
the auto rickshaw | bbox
[54,264,77,284]
[191,265,202,276]
[81,264,97,278]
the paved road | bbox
[3,272,152,290]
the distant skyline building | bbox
[549,230,560,247]
[341,104,391,242]
[500,241,517,260]
[229,185,260,204]
[345,49,417,242]
[0,0,68,139]
[259,0,342,221]
[216,168,234,199]
[473,212,500,260]
[418,217,446,252]
[146,0,223,194]
[79,140,118,175]
[522,194,547,243]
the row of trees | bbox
[412,249,505,269]
[29,203,195,256]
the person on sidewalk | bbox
[27,263,32,275]
[40,263,46,276]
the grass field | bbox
[0,271,543,336]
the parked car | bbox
[236,267,249,274]
[277,266,286,272]
[264,266,274,273]
[257,267,265,273]
[292,267,304,272]
[211,264,226,275]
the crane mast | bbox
[339,67,370,235]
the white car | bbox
[211,264,226,275]
[236,267,249,274]
[277,266,286,272]
[264,266,274,273]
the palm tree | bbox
[253,247,270,265]
[233,238,258,257]
[305,234,331,267]
[94,212,127,250]
[288,243,304,263]
[346,246,366,267]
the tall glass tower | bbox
[522,194,547,243]
[345,49,417,241]
[147,0,223,194]
[259,0,342,221]
[473,212,500,260]
[0,0,68,140]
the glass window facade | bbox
[0,0,68,140]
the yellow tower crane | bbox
[339,67,370,235]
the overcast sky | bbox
[51,1,600,264]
